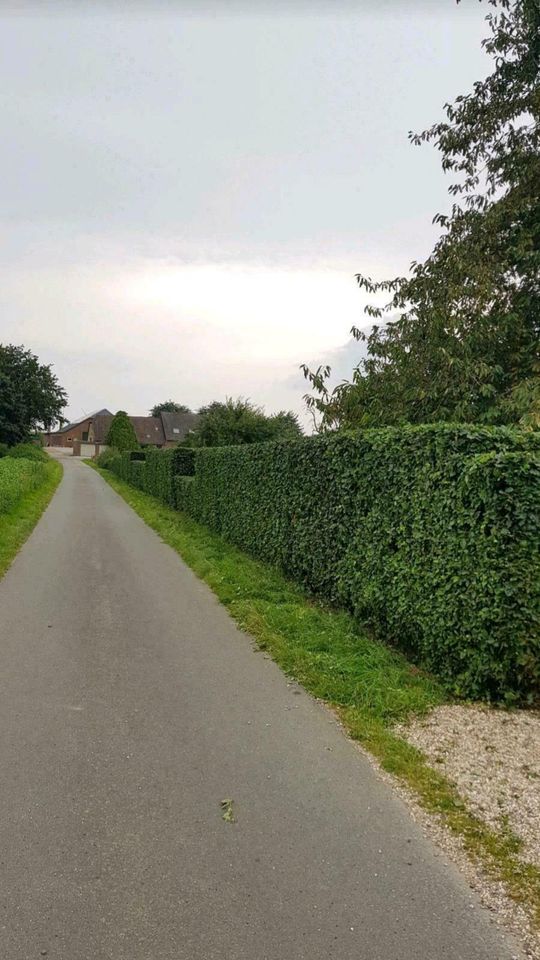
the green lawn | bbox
[89,460,540,928]
[0,458,62,579]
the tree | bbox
[105,411,139,451]
[303,0,540,430]
[150,400,191,416]
[182,398,303,447]
[0,344,68,446]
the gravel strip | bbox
[396,705,540,867]
[319,700,540,957]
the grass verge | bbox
[0,458,62,579]
[89,460,540,929]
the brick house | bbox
[90,411,199,449]
[45,409,113,448]
[47,408,199,455]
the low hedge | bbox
[0,458,49,514]
[107,425,540,701]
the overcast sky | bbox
[0,0,490,426]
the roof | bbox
[93,413,169,446]
[130,416,165,445]
[56,409,200,446]
[160,410,199,442]
[91,415,114,444]
[50,408,113,435]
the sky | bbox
[0,0,491,427]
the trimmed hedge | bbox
[171,447,195,477]
[0,458,49,514]
[107,425,540,702]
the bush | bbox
[96,448,122,470]
[106,424,540,701]
[7,443,48,461]
[105,411,139,452]
[0,458,48,514]
[184,425,540,702]
[129,459,147,491]
[0,443,8,458]
[172,447,195,476]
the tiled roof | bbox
[62,409,199,446]
[130,416,166,445]
[91,415,113,444]
[50,408,113,434]
[160,411,199,442]
[93,413,168,446]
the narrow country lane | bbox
[0,455,521,960]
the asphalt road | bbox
[0,454,521,959]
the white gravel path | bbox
[397,705,540,865]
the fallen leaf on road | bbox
[221,798,235,823]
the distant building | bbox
[90,410,199,450]
[45,409,113,449]
[46,408,199,456]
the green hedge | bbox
[171,447,196,476]
[107,425,540,701]
[0,458,49,514]
[109,449,177,504]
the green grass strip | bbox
[0,459,62,579]
[90,461,540,928]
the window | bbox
[82,431,89,441]
[173,427,180,434]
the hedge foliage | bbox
[106,425,540,702]
[0,458,49,514]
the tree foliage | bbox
[105,411,139,452]
[0,344,68,446]
[303,0,540,430]
[150,400,191,416]
[182,398,303,447]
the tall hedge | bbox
[108,425,540,702]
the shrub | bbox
[183,425,540,702]
[129,459,147,491]
[0,458,48,514]
[143,448,175,505]
[7,443,48,461]
[105,423,540,701]
[172,447,195,477]
[105,411,139,452]
[96,448,122,470]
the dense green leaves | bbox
[0,344,68,446]
[182,398,303,447]
[150,400,192,416]
[304,0,540,429]
[105,424,540,702]
[105,411,139,452]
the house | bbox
[91,411,199,449]
[47,408,199,456]
[45,409,113,448]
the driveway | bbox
[0,457,521,959]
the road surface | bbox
[0,454,520,959]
